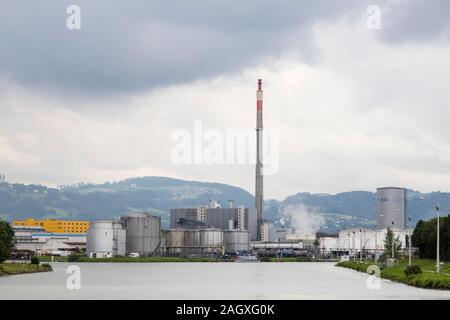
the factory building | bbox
[167,201,254,255]
[170,207,205,229]
[13,225,86,255]
[206,207,257,241]
[13,218,90,234]
[376,187,407,230]
[170,202,257,241]
[86,220,126,258]
[121,213,161,256]
[318,228,410,255]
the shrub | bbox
[295,256,312,262]
[259,256,272,262]
[67,254,81,262]
[30,256,40,265]
[404,265,422,276]
[40,263,52,270]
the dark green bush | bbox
[40,263,52,270]
[404,265,422,276]
[295,256,312,262]
[67,254,81,262]
[259,256,272,262]
[30,256,40,265]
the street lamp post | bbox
[359,229,363,263]
[419,197,441,273]
[435,204,440,273]
[347,232,351,257]
[352,231,356,261]
[374,229,378,264]
[391,221,395,259]
[408,217,412,266]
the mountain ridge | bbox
[1,176,449,230]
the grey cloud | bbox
[1,1,449,98]
[0,0,358,97]
[380,0,450,43]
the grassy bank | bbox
[0,263,52,276]
[336,259,450,290]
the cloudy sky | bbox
[1,0,450,200]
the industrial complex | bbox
[8,82,413,260]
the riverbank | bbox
[38,256,222,263]
[0,263,52,276]
[38,255,328,263]
[260,257,327,262]
[336,259,450,290]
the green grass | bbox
[336,259,450,290]
[38,255,69,262]
[397,258,450,274]
[0,263,52,276]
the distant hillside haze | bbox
[0,177,254,228]
[1,176,449,230]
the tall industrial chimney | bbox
[255,79,264,240]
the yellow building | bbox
[13,218,90,234]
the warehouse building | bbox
[318,228,410,256]
[13,225,86,255]
[13,218,90,234]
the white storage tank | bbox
[86,220,126,258]
[121,213,161,256]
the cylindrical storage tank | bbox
[87,220,126,257]
[121,213,161,256]
[376,187,406,230]
[184,229,200,248]
[165,229,187,255]
[224,230,250,252]
[199,228,223,248]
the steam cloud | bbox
[280,204,325,236]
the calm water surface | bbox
[0,262,449,300]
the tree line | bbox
[0,220,14,262]
[412,214,450,261]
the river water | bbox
[0,262,449,299]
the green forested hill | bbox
[1,177,449,230]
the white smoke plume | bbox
[280,203,325,236]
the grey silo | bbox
[121,213,161,256]
[224,230,250,252]
[376,187,407,230]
